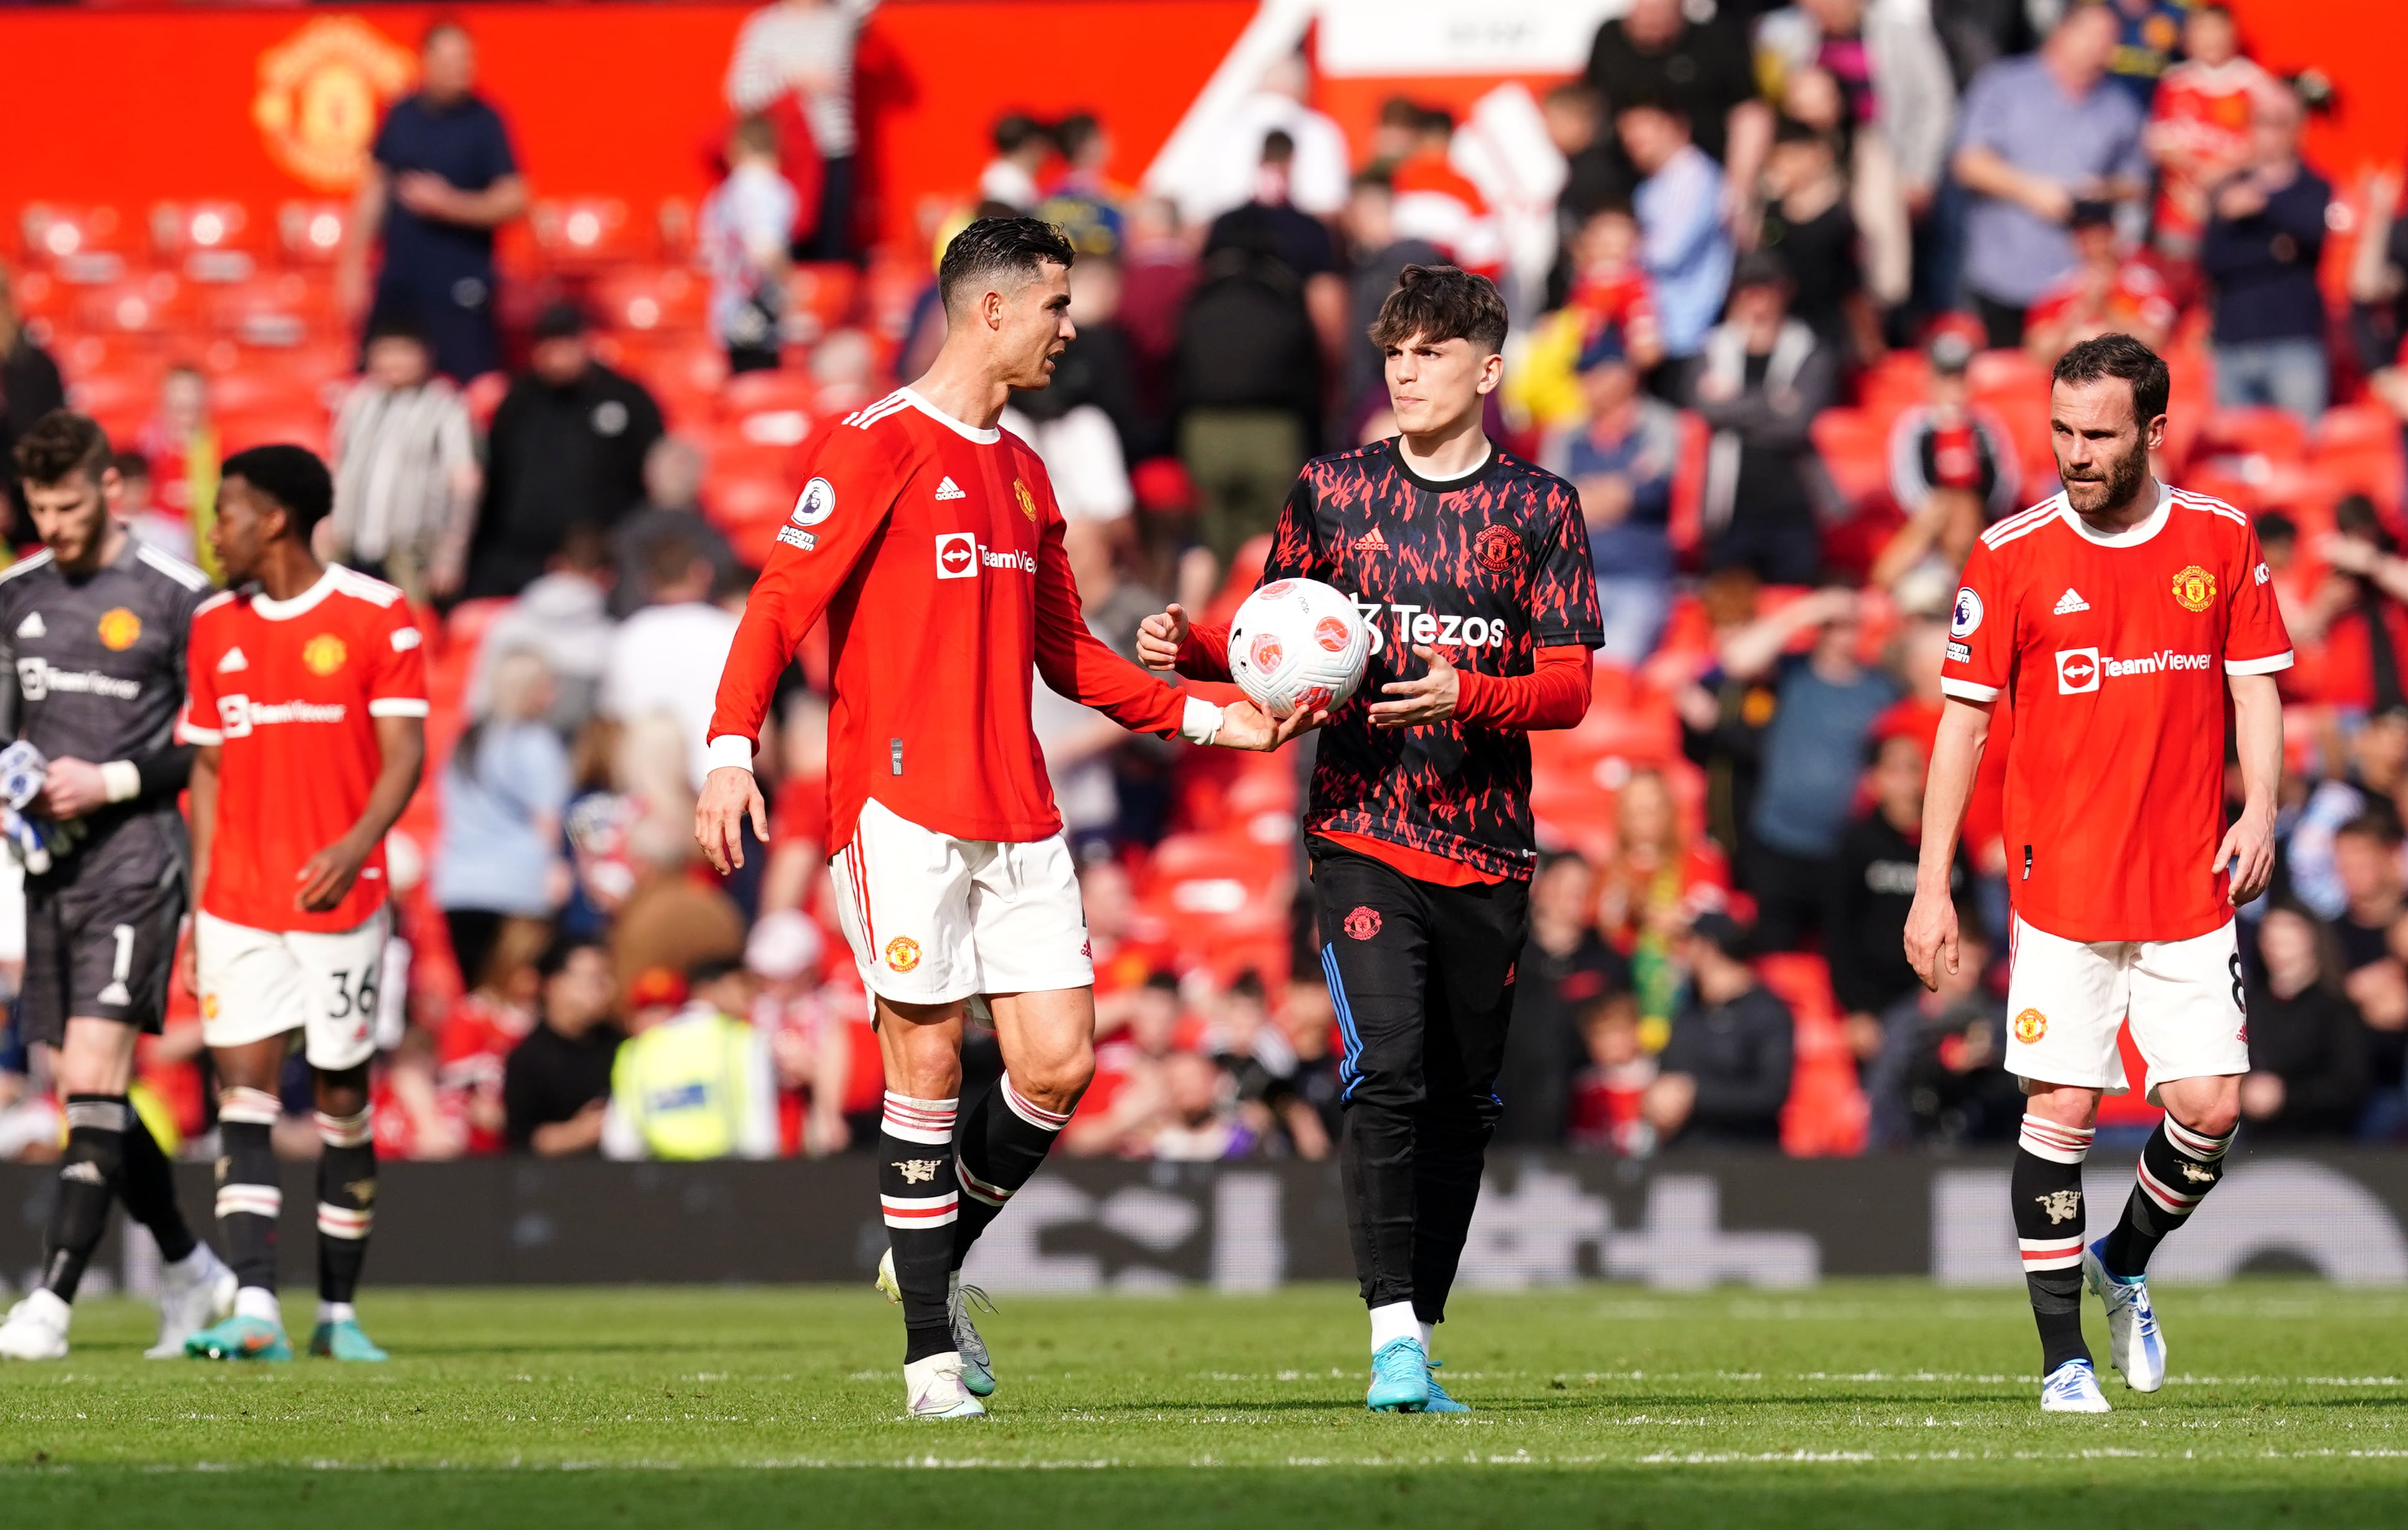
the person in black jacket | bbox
[1832,729,1969,1053]
[0,263,68,532]
[1645,911,1794,1145]
[466,302,663,599]
[504,936,624,1155]
[2242,903,2372,1140]
[2201,82,2331,422]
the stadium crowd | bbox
[1,0,2406,1169]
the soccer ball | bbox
[1227,578,1372,719]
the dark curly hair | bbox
[938,216,1077,315]
[1367,264,1510,357]
[11,409,111,490]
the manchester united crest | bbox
[1013,479,1038,523]
[2170,564,2216,613]
[2013,1007,2048,1045]
[884,936,922,973]
[1473,524,1520,573]
[1343,905,1382,941]
[303,633,348,676]
[96,608,141,651]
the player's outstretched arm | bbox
[2218,671,2282,907]
[297,715,426,914]
[1136,603,1236,683]
[1904,695,1993,989]
[695,765,771,875]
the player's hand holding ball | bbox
[695,765,771,875]
[1215,697,1329,751]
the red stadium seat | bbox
[785,263,863,340]
[1667,411,1708,559]
[1755,952,1869,1157]
[151,200,260,282]
[202,272,336,346]
[1811,407,1891,514]
[530,197,642,268]
[67,367,166,442]
[591,265,706,336]
[19,203,134,282]
[276,201,353,265]
[718,367,818,447]
[72,273,187,336]
[218,405,330,457]
[2195,406,2310,467]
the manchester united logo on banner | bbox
[253,18,417,192]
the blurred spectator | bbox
[2242,904,2372,1140]
[2281,706,2408,922]
[1951,4,2145,349]
[609,814,747,1001]
[1644,912,1796,1146]
[1619,100,1734,365]
[749,910,866,1155]
[2022,199,2179,361]
[1595,765,1731,1042]
[477,526,616,729]
[1176,51,1352,226]
[438,935,541,1156]
[1864,915,2018,1147]
[1873,328,2020,593]
[2102,0,2192,109]
[2302,500,2408,715]
[1717,586,1900,950]
[1756,118,1878,363]
[1273,980,1342,1154]
[502,936,623,1155]
[339,21,527,380]
[1174,192,1323,570]
[2371,921,2408,1139]
[435,648,572,991]
[1544,83,1632,302]
[1030,678,1125,861]
[2145,4,2269,261]
[1206,131,1348,360]
[759,693,831,915]
[1118,196,1199,423]
[611,437,738,620]
[1499,854,1633,1145]
[1005,253,1141,521]
[603,957,777,1160]
[1204,971,1327,1157]
[1754,0,1959,311]
[1832,730,1968,1037]
[1066,971,1183,1156]
[468,302,665,599]
[979,113,1052,213]
[1386,108,1504,278]
[1344,172,1449,427]
[701,116,798,373]
[134,366,219,581]
[116,450,194,564]
[1688,250,1839,585]
[1541,323,1680,664]
[0,261,65,530]
[1586,0,1770,194]
[2330,810,2403,975]
[1567,999,1659,1154]
[1038,111,1128,257]
[602,537,743,794]
[724,0,875,261]
[327,314,480,602]
[1148,1052,1256,1160]
[2200,82,2332,422]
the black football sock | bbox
[39,1095,129,1302]
[314,1107,376,1307]
[879,1092,960,1363]
[2012,1113,2096,1374]
[2101,1114,2234,1278]
[951,1075,1071,1271]
[117,1108,199,1265]
[214,1088,284,1297]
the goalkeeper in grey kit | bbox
[0,411,235,1362]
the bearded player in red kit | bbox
[1906,335,2289,1413]
[696,218,1306,1419]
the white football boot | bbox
[0,1289,71,1361]
[2084,1238,2167,1392]
[149,1244,239,1359]
[2040,1358,2112,1413]
[904,1352,988,1419]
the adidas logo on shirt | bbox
[15,612,43,638]
[217,646,249,674]
[1354,528,1390,551]
[2054,589,2091,615]
[934,477,967,501]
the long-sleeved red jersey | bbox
[706,388,1198,849]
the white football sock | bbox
[16,1288,70,1327]
[317,1300,356,1325]
[1369,1300,1420,1355]
[1418,1320,1435,1355]
[234,1285,281,1324]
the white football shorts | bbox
[828,797,1093,1005]
[197,908,391,1071]
[2003,913,2251,1103]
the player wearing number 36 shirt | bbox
[1906,337,2289,1414]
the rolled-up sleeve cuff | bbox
[367,697,431,717]
[177,721,223,745]
[1940,678,2001,702]
[705,734,757,774]
[1178,696,1224,745]
[2226,651,2294,675]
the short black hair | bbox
[1260,128,1296,166]
[937,216,1076,315]
[1052,111,1102,162]
[535,933,607,981]
[11,409,111,490]
[2052,332,2171,425]
[364,310,429,348]
[2340,806,2406,847]
[1368,264,1509,355]
[2254,509,2298,547]
[219,444,334,538]
[1772,113,1827,148]
[687,953,747,987]
[991,112,1047,154]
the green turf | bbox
[2,1281,2403,1527]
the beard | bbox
[2061,436,2150,517]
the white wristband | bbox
[1178,696,1225,745]
[703,735,757,775]
[100,760,143,803]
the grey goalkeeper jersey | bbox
[0,535,213,887]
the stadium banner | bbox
[4,1149,2404,1296]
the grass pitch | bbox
[2,1281,2403,1528]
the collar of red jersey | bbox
[249,566,342,621]
[899,387,1001,445]
[2059,480,2171,549]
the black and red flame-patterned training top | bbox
[1253,440,1603,880]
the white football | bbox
[1227,577,1372,719]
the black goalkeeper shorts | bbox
[20,870,184,1044]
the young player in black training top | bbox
[1141,266,1602,1411]
[0,411,234,1361]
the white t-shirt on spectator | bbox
[601,599,743,791]
[724,0,876,157]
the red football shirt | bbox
[180,567,431,933]
[1941,485,2292,943]
[707,388,1193,851]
